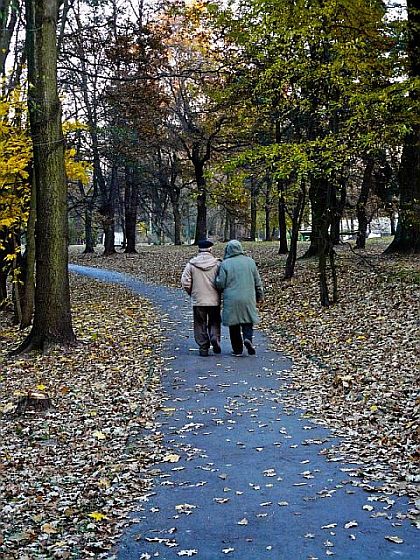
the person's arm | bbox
[181,263,193,295]
[215,263,227,291]
[253,264,264,302]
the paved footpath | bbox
[70,265,419,560]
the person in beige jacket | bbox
[181,239,221,356]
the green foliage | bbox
[201,0,414,184]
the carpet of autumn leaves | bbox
[0,240,418,559]
[0,276,165,559]
[69,240,419,499]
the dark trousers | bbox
[193,306,221,351]
[229,323,253,354]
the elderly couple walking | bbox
[181,239,264,357]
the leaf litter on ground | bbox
[0,275,165,559]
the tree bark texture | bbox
[20,174,36,328]
[0,0,18,76]
[194,160,207,243]
[250,178,258,241]
[18,0,75,351]
[124,166,138,253]
[284,184,306,280]
[277,180,288,254]
[302,177,329,258]
[356,159,374,249]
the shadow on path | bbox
[69,265,418,560]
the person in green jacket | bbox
[215,240,264,356]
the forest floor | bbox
[0,276,165,559]
[0,239,418,559]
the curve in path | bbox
[69,265,418,560]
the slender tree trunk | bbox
[0,0,18,77]
[250,178,258,241]
[356,159,374,249]
[0,271,6,304]
[284,184,306,280]
[277,180,288,254]
[331,182,346,245]
[229,215,237,240]
[194,160,207,243]
[83,203,95,253]
[223,210,229,241]
[20,173,36,328]
[173,204,182,245]
[15,0,75,353]
[102,165,118,256]
[124,166,138,253]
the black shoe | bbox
[199,349,209,357]
[211,337,221,354]
[231,351,243,357]
[244,339,256,355]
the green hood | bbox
[224,240,244,259]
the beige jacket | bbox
[181,251,221,306]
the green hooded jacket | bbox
[215,240,264,326]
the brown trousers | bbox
[193,306,221,351]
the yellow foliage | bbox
[0,92,91,268]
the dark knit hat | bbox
[198,239,214,250]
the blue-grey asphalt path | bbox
[69,265,419,560]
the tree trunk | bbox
[15,0,75,353]
[83,203,95,253]
[277,180,288,254]
[0,271,7,304]
[250,178,258,241]
[284,184,306,280]
[265,203,271,241]
[302,177,328,258]
[20,174,36,328]
[390,211,396,236]
[331,182,346,245]
[101,165,118,256]
[223,210,229,241]
[356,159,374,249]
[173,204,182,245]
[124,166,138,253]
[0,0,18,77]
[194,161,207,243]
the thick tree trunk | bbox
[277,180,288,254]
[15,0,75,353]
[302,177,328,258]
[356,159,374,249]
